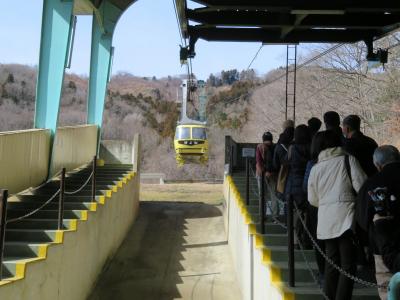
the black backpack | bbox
[263,144,275,172]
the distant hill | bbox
[1,47,399,179]
[0,64,242,179]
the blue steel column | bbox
[87,1,122,150]
[35,0,74,132]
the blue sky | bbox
[0,0,291,80]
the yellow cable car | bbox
[174,124,209,166]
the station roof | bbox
[74,0,137,15]
[176,0,400,45]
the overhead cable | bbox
[247,44,263,70]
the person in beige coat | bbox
[308,130,367,300]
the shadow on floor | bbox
[88,201,239,300]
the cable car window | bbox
[192,127,207,140]
[175,127,191,139]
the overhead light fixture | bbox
[311,27,346,30]
[291,10,345,15]
[262,43,299,45]
[216,26,260,29]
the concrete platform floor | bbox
[88,201,241,300]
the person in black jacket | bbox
[343,115,378,177]
[356,145,400,299]
[374,215,400,300]
[308,117,322,138]
[285,124,312,248]
[323,111,343,142]
[273,126,294,173]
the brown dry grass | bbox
[140,183,223,204]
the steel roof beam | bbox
[186,10,400,29]
[189,26,379,43]
[191,0,400,13]
[176,0,190,39]
[280,14,307,39]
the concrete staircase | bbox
[1,164,134,284]
[231,172,380,300]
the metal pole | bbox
[260,175,265,234]
[285,45,289,121]
[245,158,250,206]
[293,45,297,123]
[230,145,234,174]
[0,190,8,280]
[92,156,97,203]
[58,168,66,230]
[287,195,295,287]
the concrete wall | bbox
[0,125,97,194]
[51,125,98,176]
[0,129,50,194]
[223,176,292,300]
[0,171,140,300]
[100,140,134,164]
[132,134,141,206]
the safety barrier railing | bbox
[0,156,97,280]
[242,164,385,299]
[248,164,287,231]
[246,163,266,234]
[291,200,386,289]
[0,190,7,282]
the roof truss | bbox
[176,0,400,50]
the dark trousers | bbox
[308,205,325,276]
[293,195,312,248]
[324,230,357,300]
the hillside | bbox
[0,64,229,180]
[1,41,399,179]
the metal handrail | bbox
[0,190,8,280]
[0,156,98,281]
[260,170,266,234]
[6,189,60,224]
[58,168,66,230]
[287,195,295,287]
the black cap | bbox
[262,132,273,142]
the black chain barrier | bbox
[246,165,385,296]
[65,172,93,195]
[292,200,387,289]
[6,189,60,224]
[249,165,287,229]
[7,168,94,224]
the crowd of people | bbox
[255,111,400,300]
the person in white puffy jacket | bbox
[308,130,367,300]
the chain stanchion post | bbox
[58,168,66,230]
[260,174,265,234]
[288,195,295,287]
[91,156,97,203]
[245,157,250,206]
[0,190,8,281]
[230,145,234,174]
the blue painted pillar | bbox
[34,0,74,132]
[87,1,122,146]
